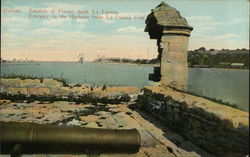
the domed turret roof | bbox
[145,2,191,27]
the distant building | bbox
[218,62,245,69]
[231,63,244,68]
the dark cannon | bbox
[0,121,141,156]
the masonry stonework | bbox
[143,2,249,156]
[145,2,193,91]
[138,86,249,157]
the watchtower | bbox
[145,2,193,91]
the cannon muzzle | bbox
[0,122,141,156]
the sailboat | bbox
[78,53,85,64]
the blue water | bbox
[1,62,153,87]
[1,62,249,111]
[188,68,249,112]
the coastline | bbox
[189,66,250,71]
[92,62,159,66]
[1,61,248,70]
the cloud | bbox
[1,17,30,25]
[76,18,88,24]
[187,16,223,28]
[42,2,85,10]
[186,16,223,39]
[186,16,213,21]
[119,12,147,17]
[43,18,70,27]
[189,33,248,50]
[33,28,64,34]
[1,33,14,38]
[100,17,116,24]
[4,28,248,61]
[226,18,249,26]
[117,26,144,33]
[7,28,24,33]
[41,15,88,27]
[187,16,248,33]
[213,33,239,40]
[2,28,157,61]
[187,15,248,45]
[100,12,146,24]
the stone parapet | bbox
[137,86,249,157]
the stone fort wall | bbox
[137,86,249,157]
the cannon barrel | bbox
[0,122,141,156]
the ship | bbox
[78,53,85,64]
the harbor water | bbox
[1,62,249,111]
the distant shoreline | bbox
[95,62,159,66]
[1,62,249,70]
[1,63,40,66]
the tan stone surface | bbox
[0,78,23,87]
[140,86,249,156]
[79,115,100,123]
[159,35,189,90]
[144,86,249,128]
[92,86,140,97]
[0,100,207,157]
[42,79,63,87]
[0,99,11,105]
[145,2,191,28]
[1,78,140,98]
[0,79,216,156]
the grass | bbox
[0,92,131,105]
[170,86,242,111]
[1,74,69,86]
[1,74,132,104]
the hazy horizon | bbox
[1,47,249,62]
[1,0,249,61]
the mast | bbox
[78,52,85,64]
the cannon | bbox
[0,121,141,156]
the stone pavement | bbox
[0,99,215,157]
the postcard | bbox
[1,0,249,157]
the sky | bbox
[1,0,249,61]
